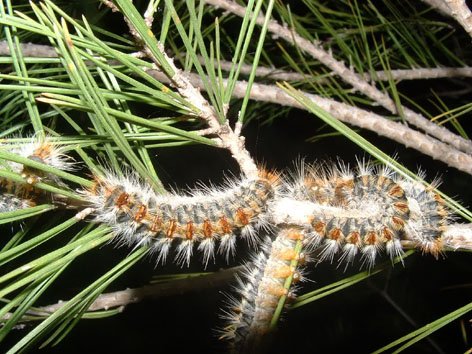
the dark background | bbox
[2,0,472,353]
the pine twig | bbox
[3,41,472,81]
[1,266,243,325]
[204,0,472,156]
[444,0,472,37]
[145,69,472,175]
[104,1,259,179]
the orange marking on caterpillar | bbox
[134,205,147,222]
[388,184,405,198]
[376,175,386,189]
[271,265,294,278]
[257,168,280,185]
[313,221,326,236]
[346,231,361,244]
[116,192,130,210]
[219,216,232,234]
[425,238,443,259]
[286,228,303,240]
[186,220,194,240]
[151,215,162,232]
[328,228,343,241]
[274,249,298,261]
[237,208,249,225]
[166,219,176,238]
[264,284,288,298]
[34,143,54,160]
[203,219,213,238]
[434,193,445,204]
[364,231,377,245]
[393,202,409,214]
[391,216,406,230]
[382,227,394,241]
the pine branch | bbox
[3,40,472,81]
[1,265,243,325]
[0,1,470,352]
[444,0,472,37]
[2,40,470,174]
[424,0,472,38]
[205,0,472,156]
[146,69,472,175]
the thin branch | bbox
[0,40,469,173]
[0,41,57,57]
[146,69,472,175]
[204,0,472,156]
[368,66,472,81]
[420,0,454,16]
[185,52,472,81]
[444,0,472,37]
[1,265,243,325]
[3,41,472,82]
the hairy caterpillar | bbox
[82,170,278,267]
[0,140,460,353]
[223,161,454,352]
[2,135,75,184]
[0,136,75,212]
[221,227,306,354]
[0,178,39,212]
[287,161,451,267]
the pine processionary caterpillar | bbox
[398,177,450,257]
[287,161,452,267]
[221,227,306,354]
[0,136,75,211]
[82,170,278,267]
[223,161,454,352]
[0,182,38,212]
[3,135,75,185]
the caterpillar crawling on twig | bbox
[222,160,454,353]
[0,137,460,354]
[82,170,279,267]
